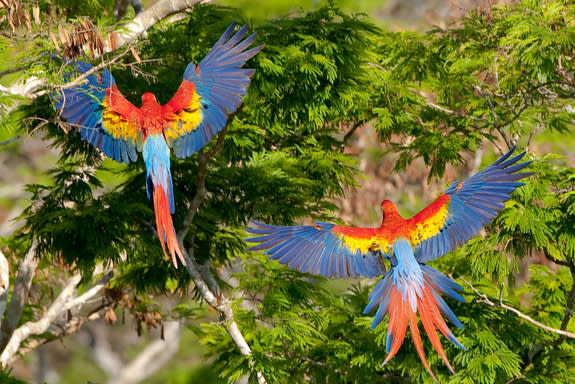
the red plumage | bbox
[53,24,263,268]
[245,148,533,379]
[153,181,184,267]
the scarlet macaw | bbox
[245,148,532,380]
[53,24,263,267]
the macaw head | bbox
[141,92,158,104]
[380,200,400,221]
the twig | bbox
[473,85,512,149]
[176,124,228,242]
[0,250,9,325]
[44,47,139,99]
[15,304,109,357]
[343,118,369,145]
[0,269,114,366]
[460,278,575,339]
[2,0,210,100]
[0,241,39,351]
[0,67,25,78]
[0,136,20,146]
[114,0,212,50]
[282,338,348,375]
[183,247,266,384]
[106,320,182,384]
[423,98,490,123]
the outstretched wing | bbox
[245,221,387,278]
[53,60,142,164]
[162,23,264,158]
[409,147,533,263]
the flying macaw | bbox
[245,148,532,380]
[53,24,263,268]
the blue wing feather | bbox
[245,221,386,278]
[173,24,264,158]
[52,60,140,164]
[415,147,533,263]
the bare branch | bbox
[174,120,265,383]
[64,271,114,311]
[0,0,210,100]
[114,0,211,50]
[182,249,265,383]
[15,306,108,358]
[0,269,114,366]
[0,76,44,99]
[106,320,182,384]
[0,241,39,351]
[554,263,575,346]
[39,47,138,99]
[0,249,9,324]
[461,278,575,339]
[0,45,137,100]
[342,118,369,145]
[177,125,228,242]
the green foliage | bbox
[2,0,575,383]
[371,0,575,178]
[0,370,27,384]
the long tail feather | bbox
[153,180,185,267]
[409,309,439,383]
[366,239,464,378]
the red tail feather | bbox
[383,283,459,381]
[419,286,457,373]
[382,287,409,366]
[409,309,438,383]
[153,182,185,267]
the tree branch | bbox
[0,269,114,367]
[106,320,182,384]
[176,125,228,243]
[0,241,39,351]
[15,305,108,358]
[114,0,211,50]
[182,249,265,384]
[342,118,369,145]
[174,122,265,383]
[0,0,211,100]
[0,249,9,325]
[460,278,575,339]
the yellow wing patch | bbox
[163,92,202,142]
[340,234,378,254]
[101,98,142,144]
[411,203,449,246]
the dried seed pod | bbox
[49,31,60,51]
[23,7,31,31]
[108,31,117,52]
[32,5,40,25]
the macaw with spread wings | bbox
[53,24,263,267]
[245,148,532,380]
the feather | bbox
[165,24,264,158]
